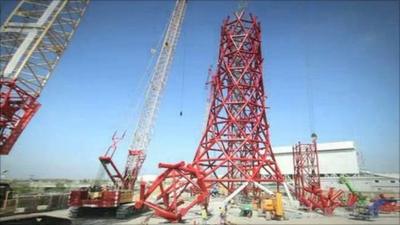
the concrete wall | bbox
[321,176,400,194]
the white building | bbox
[273,141,399,193]
[273,141,359,175]
[140,141,399,193]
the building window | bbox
[390,180,396,183]
[374,180,379,183]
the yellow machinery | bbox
[257,192,284,220]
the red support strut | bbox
[0,80,40,155]
[136,161,208,222]
[292,134,343,215]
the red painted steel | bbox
[99,131,126,188]
[292,137,343,215]
[342,192,358,208]
[191,11,284,193]
[137,11,285,221]
[69,188,120,208]
[68,132,144,210]
[0,80,40,155]
[97,131,145,190]
[136,161,208,222]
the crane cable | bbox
[237,0,248,12]
[179,26,186,116]
[126,19,170,132]
[109,4,172,135]
[95,6,172,181]
[306,57,315,134]
[304,2,315,135]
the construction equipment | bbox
[258,192,284,220]
[338,176,367,208]
[292,134,344,215]
[68,0,187,218]
[239,203,253,218]
[0,0,89,155]
[238,195,253,218]
[68,132,139,218]
[379,193,400,213]
[349,194,397,220]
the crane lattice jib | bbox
[0,0,89,155]
[1,0,89,96]
[123,0,187,188]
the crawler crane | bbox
[68,0,187,218]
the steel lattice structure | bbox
[293,138,320,199]
[0,0,89,155]
[136,161,208,222]
[137,11,284,222]
[192,11,284,192]
[292,135,343,215]
[68,0,187,218]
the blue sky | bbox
[1,0,399,179]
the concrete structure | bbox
[322,173,400,194]
[273,141,359,175]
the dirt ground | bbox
[2,197,399,225]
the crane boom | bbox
[123,0,187,187]
[0,0,89,155]
[339,176,356,193]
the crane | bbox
[124,0,186,190]
[68,0,187,218]
[0,0,89,155]
[339,176,367,208]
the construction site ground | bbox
[2,197,399,225]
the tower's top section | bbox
[236,0,249,14]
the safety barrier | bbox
[0,193,69,216]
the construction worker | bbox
[218,206,226,225]
[201,206,208,225]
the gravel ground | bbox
[2,199,399,225]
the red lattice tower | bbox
[192,11,284,193]
[293,134,343,215]
[293,135,320,200]
[136,11,285,222]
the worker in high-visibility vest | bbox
[201,206,208,225]
[218,206,226,225]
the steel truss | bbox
[293,137,343,215]
[192,11,284,191]
[136,161,208,222]
[138,11,285,222]
[0,0,89,154]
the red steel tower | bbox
[192,11,284,193]
[292,134,343,215]
[136,11,285,222]
[293,134,320,203]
